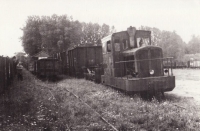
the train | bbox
[29,26,176,96]
[67,45,103,83]
[99,26,175,95]
[29,58,59,78]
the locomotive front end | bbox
[101,26,175,94]
[121,46,175,92]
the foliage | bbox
[140,26,187,61]
[1,69,200,130]
[21,16,42,56]
[14,52,28,68]
[186,35,200,54]
[160,31,186,61]
[14,52,26,61]
[140,26,162,46]
[21,14,199,61]
[21,14,114,56]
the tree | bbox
[21,15,77,55]
[69,20,83,47]
[15,52,26,62]
[21,14,115,55]
[80,23,112,45]
[139,26,162,46]
[139,26,186,61]
[187,35,200,54]
[21,16,42,56]
[160,31,185,60]
[39,15,72,55]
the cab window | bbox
[107,41,111,52]
[123,39,128,50]
[114,39,120,52]
[130,37,135,48]
[102,41,107,54]
[137,38,150,47]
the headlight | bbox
[164,69,168,73]
[150,69,154,75]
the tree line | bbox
[21,14,200,61]
[140,26,200,61]
[21,14,115,56]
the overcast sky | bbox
[0,0,200,56]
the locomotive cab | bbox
[101,26,175,93]
[102,26,153,78]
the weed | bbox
[1,69,200,130]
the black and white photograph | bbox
[0,0,200,130]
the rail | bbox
[32,82,118,131]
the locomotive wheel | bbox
[140,90,165,101]
[155,91,165,100]
[140,91,154,100]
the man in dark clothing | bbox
[17,62,23,81]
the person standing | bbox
[17,62,23,81]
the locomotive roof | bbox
[123,45,162,56]
[101,30,150,43]
[101,31,127,43]
[37,58,58,61]
[101,34,112,43]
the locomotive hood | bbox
[122,45,162,57]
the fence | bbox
[0,56,17,94]
[188,60,200,68]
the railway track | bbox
[3,68,199,130]
[33,80,198,130]
[32,82,119,131]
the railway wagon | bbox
[175,61,188,68]
[163,61,175,68]
[188,60,200,68]
[163,61,187,69]
[53,51,68,74]
[34,58,59,78]
[101,26,175,95]
[68,45,103,79]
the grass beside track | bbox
[0,69,200,130]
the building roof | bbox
[32,51,50,58]
[68,44,102,51]
[183,53,200,61]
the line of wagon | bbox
[28,26,176,96]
